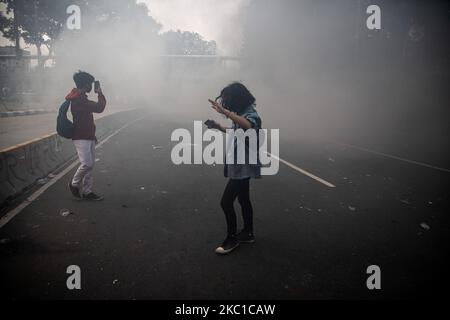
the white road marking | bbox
[0,116,147,229]
[266,152,336,188]
[336,142,450,173]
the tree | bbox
[161,30,217,55]
[0,0,68,67]
[0,0,162,66]
[0,0,22,55]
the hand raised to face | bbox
[208,99,228,115]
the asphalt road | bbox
[0,111,449,299]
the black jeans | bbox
[220,178,253,236]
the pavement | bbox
[0,110,449,299]
[0,107,135,150]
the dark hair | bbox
[73,71,95,89]
[215,82,255,113]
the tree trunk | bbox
[43,43,53,67]
[36,43,43,68]
[13,0,21,56]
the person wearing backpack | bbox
[66,71,106,201]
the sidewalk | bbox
[0,95,56,118]
[0,107,135,150]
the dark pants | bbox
[220,178,254,236]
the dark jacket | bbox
[66,88,106,140]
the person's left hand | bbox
[208,99,228,115]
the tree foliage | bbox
[0,0,217,65]
[161,30,217,55]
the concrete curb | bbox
[0,109,56,118]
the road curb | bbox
[0,109,56,118]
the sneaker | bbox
[68,182,81,199]
[215,236,239,255]
[237,230,255,243]
[82,192,104,201]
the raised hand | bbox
[208,99,228,116]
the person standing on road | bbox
[206,82,262,255]
[67,71,106,201]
